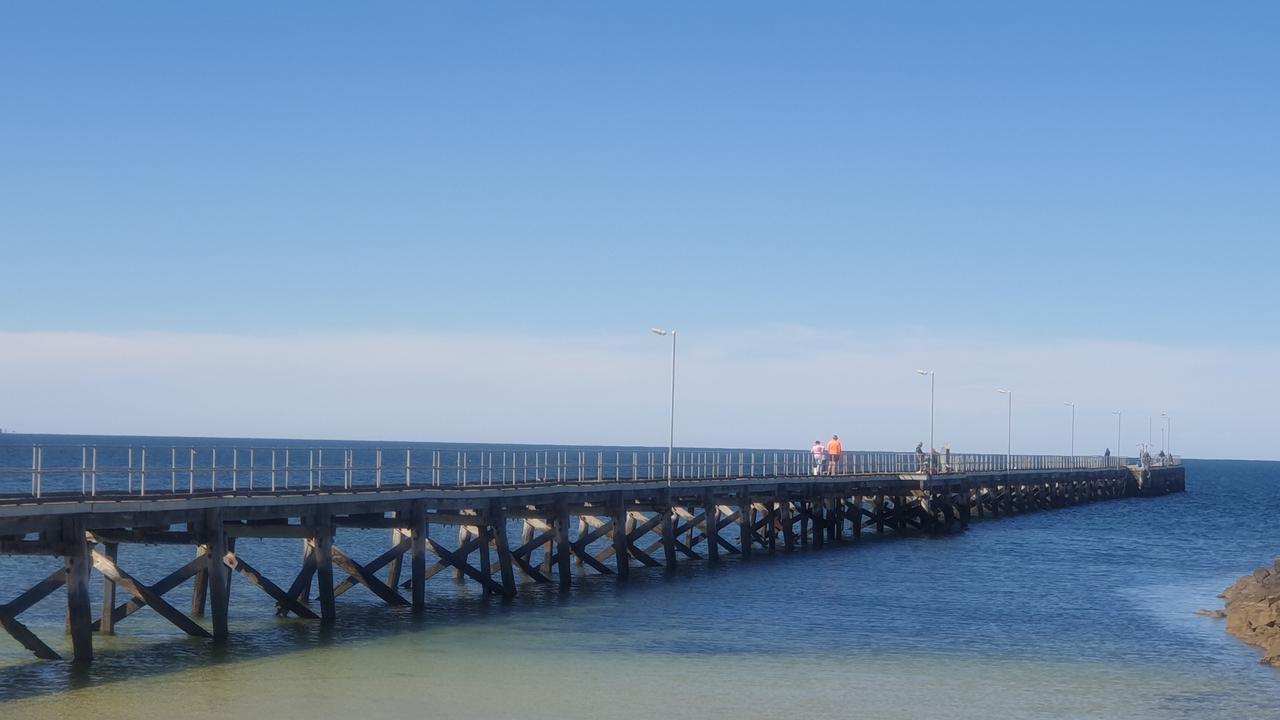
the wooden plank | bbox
[91,549,212,639]
[224,551,319,619]
[331,545,409,606]
[224,524,312,539]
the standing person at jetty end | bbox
[826,435,843,475]
[811,440,826,476]
[915,442,927,472]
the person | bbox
[811,440,825,476]
[943,445,952,473]
[930,447,939,474]
[826,434,843,475]
[915,442,926,473]
[1104,447,1111,466]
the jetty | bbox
[0,443,1184,662]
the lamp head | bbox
[650,328,669,336]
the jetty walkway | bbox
[0,443,1185,662]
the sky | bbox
[1,2,1277,458]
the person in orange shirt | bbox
[826,435,843,475]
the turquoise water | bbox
[0,445,1277,718]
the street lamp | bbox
[1161,412,1171,456]
[1111,411,1122,465]
[1063,402,1076,460]
[651,328,676,485]
[916,370,934,459]
[996,389,1012,471]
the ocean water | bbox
[0,437,1277,719]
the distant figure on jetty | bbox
[943,445,952,473]
[826,435,843,475]
[915,442,927,473]
[811,440,826,476]
[1104,447,1112,465]
[930,447,939,474]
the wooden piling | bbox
[99,542,118,635]
[410,501,427,612]
[64,521,93,662]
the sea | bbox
[0,434,1277,720]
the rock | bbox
[1219,561,1280,668]
[1197,608,1227,618]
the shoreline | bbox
[1208,560,1280,666]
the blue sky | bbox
[1,3,1277,456]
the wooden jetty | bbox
[0,444,1185,662]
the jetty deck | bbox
[0,444,1184,663]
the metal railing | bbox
[0,443,1171,500]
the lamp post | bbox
[651,328,676,485]
[996,389,1012,471]
[916,370,934,459]
[1063,401,1076,461]
[1161,412,1171,456]
[1112,411,1122,465]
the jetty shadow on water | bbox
[0,553,758,704]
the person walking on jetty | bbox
[1104,447,1111,466]
[826,434,843,475]
[915,442,927,473]
[811,440,826,476]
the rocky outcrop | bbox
[1217,560,1280,666]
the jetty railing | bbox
[0,444,1168,500]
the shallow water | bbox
[1,452,1278,719]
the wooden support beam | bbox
[335,537,410,598]
[91,549,212,639]
[312,513,336,624]
[204,510,230,641]
[279,543,316,616]
[737,489,752,556]
[555,501,572,589]
[95,554,205,630]
[425,537,502,594]
[660,496,677,569]
[100,543,118,635]
[224,551,319,619]
[704,491,720,562]
[191,545,209,617]
[477,524,492,586]
[612,497,630,579]
[780,493,796,551]
[331,545,409,606]
[491,503,517,599]
[64,522,94,662]
[4,567,66,616]
[410,501,427,612]
[0,605,60,660]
